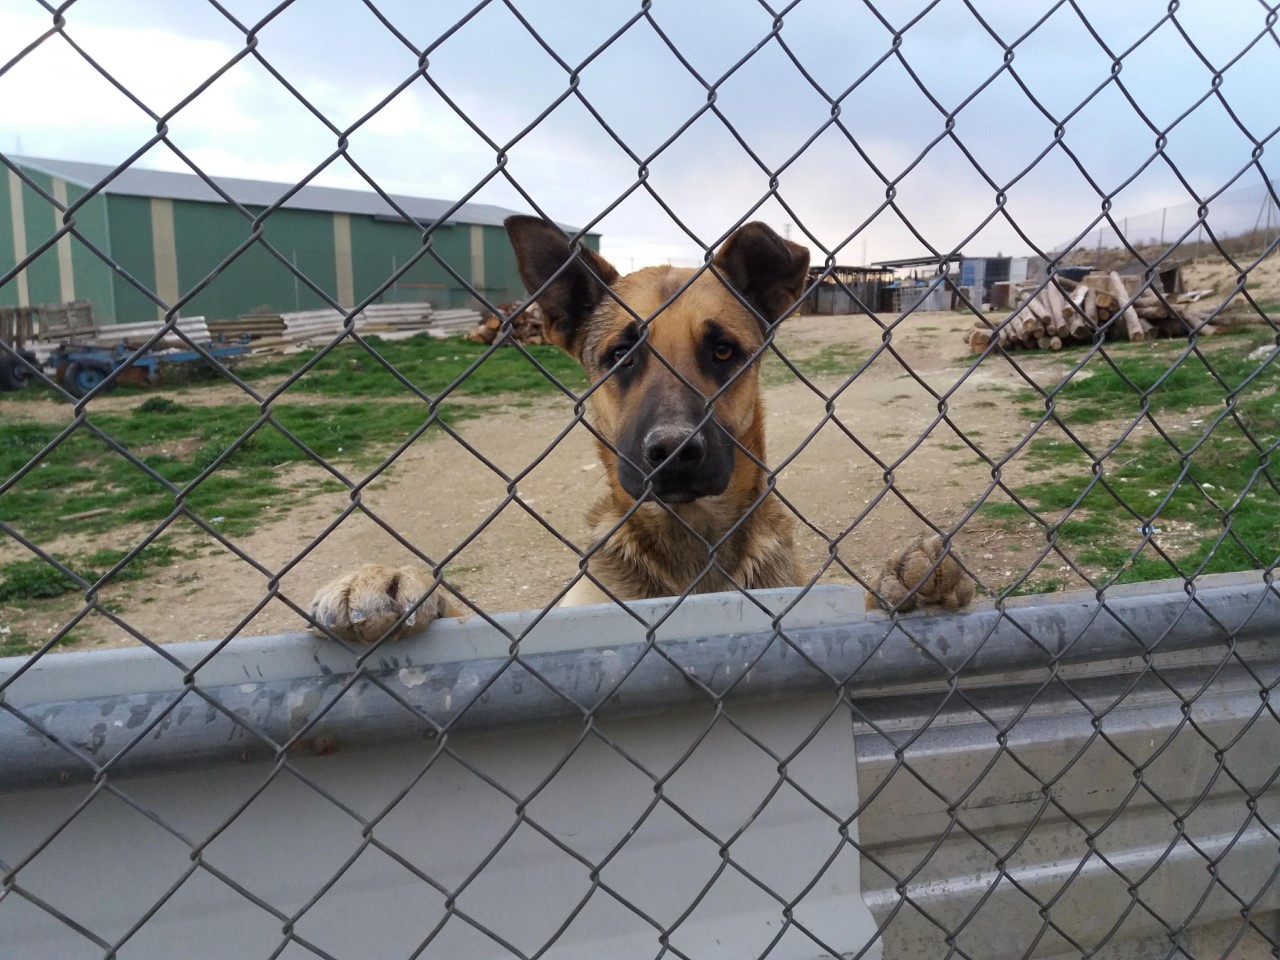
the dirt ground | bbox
[2,287,1275,651]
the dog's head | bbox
[505,217,809,503]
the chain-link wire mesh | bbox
[2,1,1279,957]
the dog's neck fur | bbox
[581,396,800,601]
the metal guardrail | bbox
[3,576,1277,957]
[4,579,1277,788]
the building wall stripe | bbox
[149,197,180,318]
[7,169,30,307]
[52,178,75,303]
[470,223,484,292]
[333,212,354,308]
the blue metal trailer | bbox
[51,339,253,397]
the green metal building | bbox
[1,156,599,324]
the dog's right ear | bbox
[505,216,620,359]
[712,222,810,326]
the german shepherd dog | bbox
[309,216,814,643]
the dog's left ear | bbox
[505,215,620,359]
[712,222,810,326]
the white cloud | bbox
[2,14,258,134]
[3,0,1276,266]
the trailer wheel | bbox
[0,353,32,391]
[65,359,115,398]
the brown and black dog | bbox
[309,217,970,643]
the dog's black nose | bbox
[616,418,732,502]
[643,426,705,469]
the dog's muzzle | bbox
[616,421,735,503]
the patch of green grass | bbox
[0,560,72,602]
[0,395,489,541]
[978,501,1026,519]
[804,342,865,378]
[0,543,178,603]
[239,335,586,397]
[976,501,1030,533]
[768,342,864,383]
[990,352,1280,584]
[998,417,1280,583]
[0,335,588,407]
[1009,577,1067,597]
[0,626,83,657]
[0,338,582,545]
[976,336,1280,588]
[1,630,40,657]
[134,395,182,415]
[1020,437,1092,473]
[1044,346,1280,428]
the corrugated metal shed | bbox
[1,156,598,323]
[11,156,532,230]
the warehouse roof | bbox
[11,156,568,231]
[872,254,965,269]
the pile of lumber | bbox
[24,300,96,341]
[207,303,482,353]
[967,270,1220,353]
[88,316,211,349]
[430,308,488,337]
[468,301,548,346]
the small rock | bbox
[1247,345,1273,362]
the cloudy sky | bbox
[3,0,1278,268]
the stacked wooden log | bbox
[967,269,1221,353]
[468,301,548,346]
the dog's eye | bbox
[608,344,635,368]
[712,342,736,362]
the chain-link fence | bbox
[2,1,1279,958]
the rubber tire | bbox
[0,354,29,391]
[64,359,115,398]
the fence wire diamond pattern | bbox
[2,1,1279,958]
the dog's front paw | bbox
[872,534,975,613]
[309,564,446,644]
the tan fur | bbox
[870,534,975,612]
[309,564,450,644]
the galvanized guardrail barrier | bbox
[3,578,1277,957]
